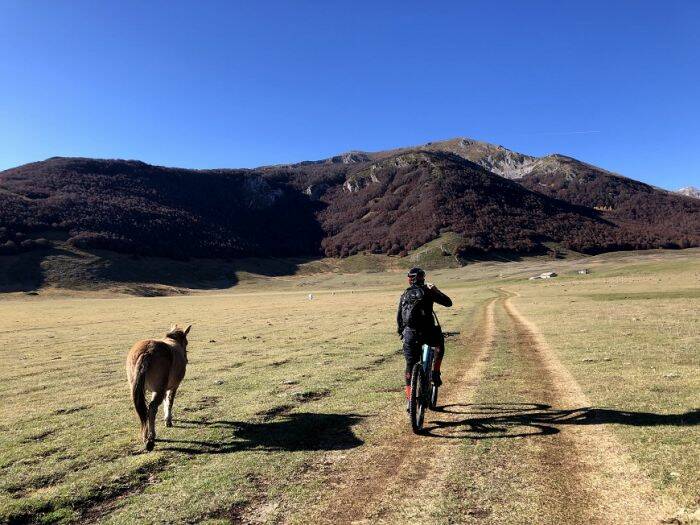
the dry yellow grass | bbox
[0,249,698,524]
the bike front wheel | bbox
[409,362,426,433]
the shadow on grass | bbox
[423,403,700,439]
[0,246,77,292]
[0,242,327,293]
[158,412,365,454]
[90,251,324,289]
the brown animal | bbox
[126,324,191,451]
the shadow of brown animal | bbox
[126,324,191,451]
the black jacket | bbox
[397,284,452,334]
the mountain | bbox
[262,150,618,257]
[677,186,700,199]
[318,138,700,251]
[0,157,322,259]
[515,156,699,249]
[1,140,699,268]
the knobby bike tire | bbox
[410,362,426,433]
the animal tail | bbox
[132,353,150,429]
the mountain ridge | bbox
[303,137,696,193]
[1,139,698,267]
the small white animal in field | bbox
[308,293,314,300]
[125,324,191,451]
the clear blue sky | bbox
[1,1,698,189]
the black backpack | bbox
[401,285,429,329]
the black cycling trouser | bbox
[402,327,445,385]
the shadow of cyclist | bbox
[422,403,699,440]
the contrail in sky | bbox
[521,130,601,136]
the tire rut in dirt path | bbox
[501,290,674,524]
[405,291,588,525]
[297,295,500,525]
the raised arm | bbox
[427,284,452,307]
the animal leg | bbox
[146,390,166,451]
[164,387,178,427]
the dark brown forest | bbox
[518,155,699,251]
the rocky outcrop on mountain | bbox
[418,138,540,179]
[327,152,371,164]
[343,137,540,179]
[677,186,700,199]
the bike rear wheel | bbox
[409,362,426,433]
[429,383,439,410]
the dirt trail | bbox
[298,295,500,524]
[283,291,672,524]
[501,291,674,523]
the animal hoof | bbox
[165,420,172,428]
[145,440,155,451]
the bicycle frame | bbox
[421,344,434,383]
[409,312,443,432]
[420,311,441,382]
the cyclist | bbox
[397,267,452,408]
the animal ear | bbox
[169,323,177,333]
[184,325,192,335]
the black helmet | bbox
[407,267,425,283]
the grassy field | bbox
[0,249,698,524]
